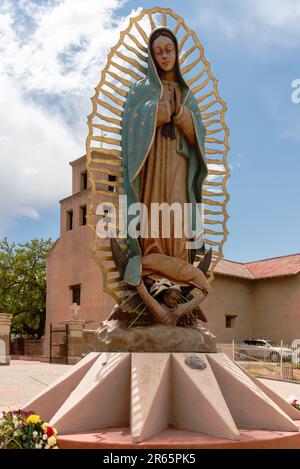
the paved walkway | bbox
[0,360,71,412]
[259,378,300,399]
[0,360,300,413]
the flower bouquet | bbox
[287,395,300,411]
[0,410,58,449]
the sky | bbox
[1,0,300,262]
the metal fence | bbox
[217,341,300,382]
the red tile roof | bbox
[214,259,253,279]
[215,253,300,280]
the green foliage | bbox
[0,238,53,338]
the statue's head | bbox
[149,277,181,308]
[149,28,178,77]
[162,288,181,308]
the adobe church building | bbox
[44,155,300,356]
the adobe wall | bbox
[71,156,86,194]
[202,275,254,343]
[44,224,115,357]
[251,274,300,343]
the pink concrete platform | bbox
[57,421,300,449]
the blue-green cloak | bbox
[121,27,207,285]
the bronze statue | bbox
[87,9,230,324]
[106,27,212,327]
[121,27,208,287]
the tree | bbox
[0,238,53,338]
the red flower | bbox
[46,425,54,437]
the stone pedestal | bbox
[96,320,217,352]
[22,352,300,445]
[64,320,85,365]
[0,313,12,365]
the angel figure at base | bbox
[109,240,211,328]
[137,278,208,326]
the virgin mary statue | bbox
[122,27,209,292]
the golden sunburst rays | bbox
[86,7,230,301]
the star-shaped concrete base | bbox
[23,352,299,443]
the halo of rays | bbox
[86,7,230,303]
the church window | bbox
[66,210,73,230]
[80,205,87,226]
[225,315,237,329]
[108,174,117,192]
[70,284,81,305]
[80,171,88,190]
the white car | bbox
[239,339,293,362]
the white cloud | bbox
[0,0,139,94]
[0,74,81,235]
[0,0,139,236]
[191,0,300,48]
[253,0,300,28]
[18,207,40,220]
[22,167,41,176]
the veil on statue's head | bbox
[147,27,188,86]
[147,27,184,139]
[145,26,189,94]
[148,27,180,74]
